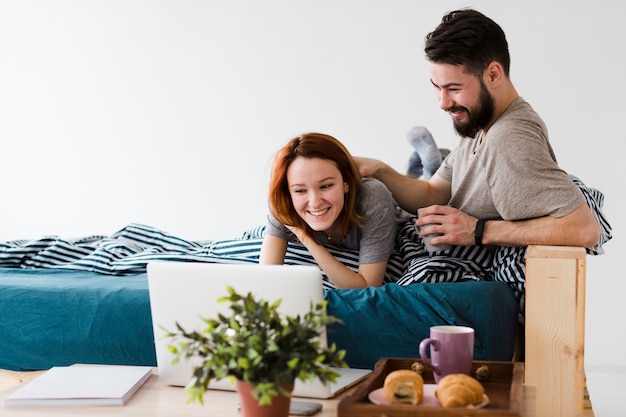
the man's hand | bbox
[353,156,385,178]
[415,205,478,246]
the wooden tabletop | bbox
[0,368,593,417]
[0,368,347,417]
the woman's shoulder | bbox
[358,178,395,208]
[360,177,392,196]
[358,178,412,225]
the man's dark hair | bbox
[424,9,511,77]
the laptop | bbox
[146,262,370,399]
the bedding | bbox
[0,267,518,372]
[0,174,610,372]
[0,268,155,370]
[325,281,518,369]
[0,174,610,315]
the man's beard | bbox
[450,81,495,138]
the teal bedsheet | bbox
[0,268,156,371]
[326,281,518,369]
[0,268,518,371]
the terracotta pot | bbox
[235,379,294,417]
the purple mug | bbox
[419,325,474,383]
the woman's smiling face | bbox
[287,156,349,233]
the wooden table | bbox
[0,368,543,417]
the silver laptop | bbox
[146,262,370,399]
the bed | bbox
[0,223,521,371]
[0,176,612,417]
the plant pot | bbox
[235,379,294,417]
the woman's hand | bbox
[285,225,309,245]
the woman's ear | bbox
[344,182,350,193]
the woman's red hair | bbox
[268,133,363,242]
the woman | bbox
[259,132,409,288]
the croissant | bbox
[383,369,424,405]
[435,373,486,408]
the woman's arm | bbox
[260,225,384,287]
[299,235,386,288]
[286,226,386,288]
[259,234,288,265]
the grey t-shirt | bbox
[265,178,410,264]
[438,97,585,220]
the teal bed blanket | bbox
[0,267,518,371]
[0,268,156,371]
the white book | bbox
[4,365,153,408]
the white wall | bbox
[1,0,624,374]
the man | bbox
[356,9,600,250]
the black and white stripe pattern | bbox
[570,174,612,255]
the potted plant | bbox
[164,285,348,417]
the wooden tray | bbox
[338,358,523,417]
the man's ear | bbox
[485,61,504,85]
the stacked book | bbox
[4,365,153,408]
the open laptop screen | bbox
[147,262,369,398]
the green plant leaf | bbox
[162,286,348,405]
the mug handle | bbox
[419,338,441,374]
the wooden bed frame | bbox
[525,245,587,417]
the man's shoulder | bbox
[499,97,542,122]
[490,97,547,139]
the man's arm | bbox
[355,157,601,249]
[353,156,451,213]
[482,203,600,248]
[418,203,601,249]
